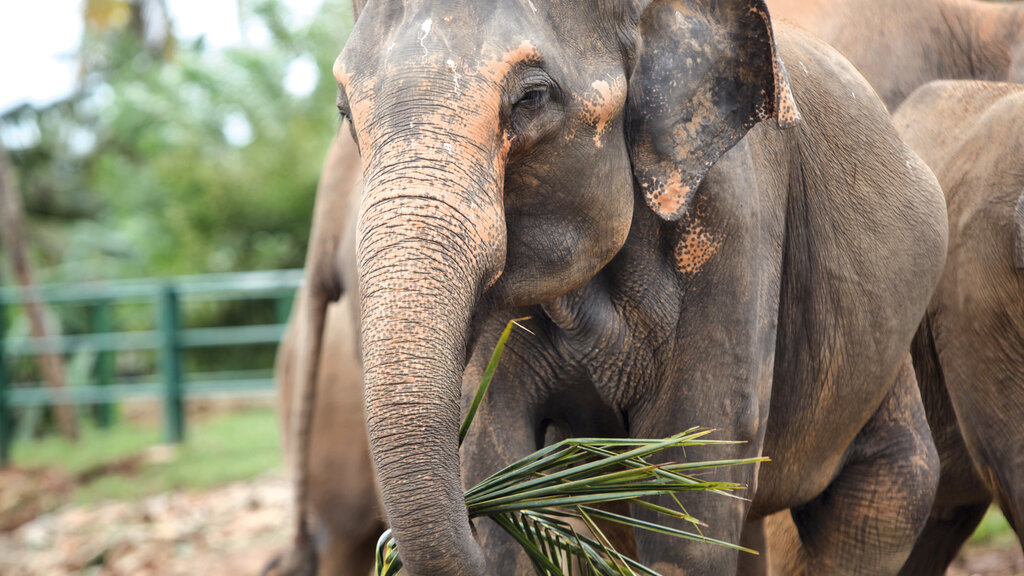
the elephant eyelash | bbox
[513,86,550,113]
[516,89,547,107]
[336,107,360,151]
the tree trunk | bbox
[0,143,79,441]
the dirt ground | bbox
[0,468,291,576]
[0,468,1020,575]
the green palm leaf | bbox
[375,319,767,575]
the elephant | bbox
[765,80,1024,576]
[334,0,950,574]
[895,80,1024,574]
[764,0,1024,110]
[262,129,381,576]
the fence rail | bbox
[0,269,304,466]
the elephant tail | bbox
[1015,189,1024,269]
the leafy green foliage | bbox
[3,0,355,282]
[376,321,766,575]
[1,1,355,399]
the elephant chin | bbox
[357,183,503,576]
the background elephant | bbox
[264,128,377,576]
[766,80,1024,576]
[894,80,1024,574]
[273,292,381,576]
[336,1,948,574]
[765,0,1024,109]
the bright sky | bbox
[0,0,326,114]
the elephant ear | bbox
[627,0,801,221]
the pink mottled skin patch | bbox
[477,41,540,83]
[333,57,351,86]
[646,171,692,219]
[581,78,626,148]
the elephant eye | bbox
[514,87,549,111]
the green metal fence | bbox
[0,269,304,466]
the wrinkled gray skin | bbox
[766,0,1024,110]
[766,81,1024,576]
[262,131,380,576]
[334,0,949,575]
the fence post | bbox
[274,292,294,325]
[158,284,184,443]
[0,292,9,467]
[90,300,115,428]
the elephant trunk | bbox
[358,157,505,575]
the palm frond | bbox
[375,319,767,575]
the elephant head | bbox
[335,1,798,573]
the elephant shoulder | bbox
[757,23,949,367]
[768,22,942,226]
[919,83,1024,261]
[965,85,1024,149]
[769,22,922,184]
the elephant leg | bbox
[626,385,765,576]
[897,502,989,576]
[900,321,994,576]
[764,511,805,576]
[791,357,939,575]
[946,385,1024,548]
[738,517,769,576]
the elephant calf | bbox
[265,130,380,576]
[273,292,381,576]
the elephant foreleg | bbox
[460,312,630,575]
[791,357,939,575]
[738,517,769,576]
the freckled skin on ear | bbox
[335,1,948,574]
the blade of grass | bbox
[458,317,531,446]
[493,513,574,575]
[470,434,698,502]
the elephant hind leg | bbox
[737,517,770,576]
[763,511,806,576]
[987,465,1024,551]
[792,357,939,575]
[897,501,989,576]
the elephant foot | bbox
[260,542,318,576]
